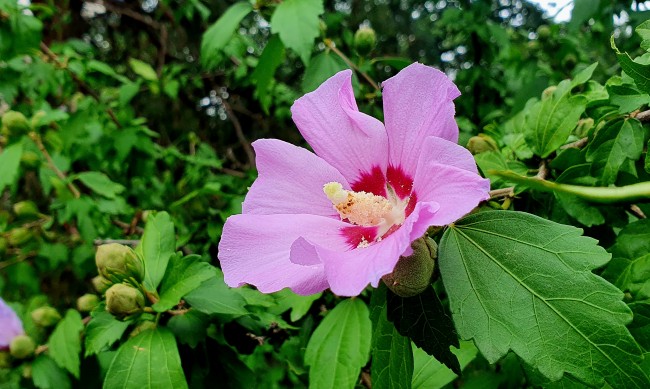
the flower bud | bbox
[20,151,41,169]
[7,227,33,246]
[1,111,30,138]
[382,237,437,297]
[9,335,35,359]
[92,275,112,294]
[354,26,377,56]
[31,306,61,327]
[95,243,144,283]
[13,201,39,218]
[467,134,498,155]
[536,25,551,40]
[105,283,145,319]
[76,294,99,313]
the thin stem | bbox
[324,39,380,91]
[223,101,255,168]
[30,132,81,198]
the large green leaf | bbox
[140,211,175,291]
[103,328,188,389]
[0,141,23,193]
[387,286,460,374]
[439,211,648,388]
[612,36,650,95]
[152,255,215,312]
[85,310,131,357]
[47,310,84,378]
[270,0,324,65]
[75,171,125,199]
[523,79,588,158]
[32,355,71,389]
[305,298,372,389]
[370,284,413,389]
[183,268,248,317]
[200,2,252,69]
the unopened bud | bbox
[7,228,33,246]
[105,284,145,319]
[31,306,61,327]
[9,335,35,359]
[536,25,551,40]
[467,134,498,155]
[92,275,112,294]
[76,294,99,313]
[382,237,437,297]
[13,201,39,218]
[20,151,41,169]
[1,111,30,138]
[96,243,144,283]
[575,118,594,137]
[354,26,377,56]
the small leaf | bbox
[128,58,158,82]
[103,328,188,389]
[301,51,350,93]
[610,219,650,260]
[270,0,324,65]
[183,269,249,316]
[439,211,649,388]
[612,36,650,95]
[411,341,478,389]
[140,211,175,291]
[387,286,460,374]
[75,171,125,199]
[47,310,84,378]
[251,35,285,113]
[305,298,372,389]
[571,62,598,87]
[32,355,72,389]
[200,2,252,69]
[152,255,215,312]
[85,310,130,357]
[0,142,23,193]
[370,284,414,389]
[636,20,650,51]
[167,310,209,348]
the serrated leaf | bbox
[140,211,175,291]
[0,142,23,193]
[439,210,649,388]
[386,286,460,374]
[128,58,157,82]
[183,269,248,316]
[612,36,650,95]
[75,171,125,199]
[370,284,413,389]
[103,328,188,389]
[85,310,130,357]
[523,80,587,158]
[305,298,372,389]
[637,20,650,51]
[47,310,84,378]
[301,51,350,92]
[610,219,650,260]
[200,2,252,69]
[571,62,598,87]
[32,355,71,389]
[411,341,478,389]
[251,35,285,113]
[152,255,215,312]
[270,0,324,65]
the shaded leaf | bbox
[183,268,248,317]
[85,310,130,357]
[200,2,252,69]
[140,211,175,291]
[301,51,349,92]
[32,355,71,389]
[47,310,84,378]
[0,142,23,193]
[152,255,215,312]
[411,341,478,389]
[75,171,125,199]
[251,35,285,113]
[612,36,650,95]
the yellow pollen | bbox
[323,182,393,226]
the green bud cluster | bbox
[7,227,33,246]
[105,283,145,319]
[31,306,61,327]
[9,335,35,359]
[382,236,437,297]
[76,294,99,312]
[95,243,144,284]
[13,201,39,218]
[1,111,30,139]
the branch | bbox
[223,101,255,167]
[30,132,81,198]
[324,39,380,91]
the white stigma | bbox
[323,182,393,227]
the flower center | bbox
[324,182,409,243]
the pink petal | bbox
[413,162,490,226]
[242,139,349,217]
[382,63,461,175]
[315,202,440,296]
[419,136,480,174]
[291,70,389,188]
[0,298,23,348]
[219,213,351,295]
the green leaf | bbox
[610,219,650,260]
[370,284,413,389]
[75,171,125,199]
[387,286,460,374]
[200,2,252,69]
[47,310,84,379]
[571,62,598,87]
[85,310,131,357]
[645,140,650,174]
[167,310,209,348]
[183,268,249,316]
[251,35,285,113]
[612,36,650,95]
[438,211,649,388]
[269,288,321,322]
[523,80,588,158]
[128,58,158,82]
[0,142,23,193]
[569,0,597,32]
[305,298,372,389]
[411,341,478,389]
[637,20,650,52]
[270,0,324,65]
[103,328,188,389]
[301,51,349,92]
[32,355,72,389]
[140,211,175,291]
[152,255,215,312]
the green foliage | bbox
[270,0,325,65]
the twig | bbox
[93,239,140,246]
[40,42,122,128]
[99,1,161,28]
[324,39,380,91]
[629,204,647,219]
[535,160,548,180]
[29,132,81,198]
[360,371,372,389]
[489,187,514,200]
[223,101,255,167]
[112,219,144,234]
[560,137,588,150]
[631,108,650,122]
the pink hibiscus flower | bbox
[0,297,24,349]
[219,63,490,296]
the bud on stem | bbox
[382,236,437,297]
